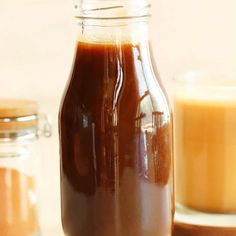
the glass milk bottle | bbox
[59,1,174,236]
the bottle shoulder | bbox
[60,41,171,122]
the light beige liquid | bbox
[174,94,236,213]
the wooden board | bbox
[0,99,38,118]
[174,222,236,236]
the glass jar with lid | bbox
[0,99,51,236]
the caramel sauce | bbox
[59,42,173,236]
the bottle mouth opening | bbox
[75,2,151,20]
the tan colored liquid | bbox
[174,96,236,213]
[0,168,40,236]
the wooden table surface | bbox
[174,222,236,236]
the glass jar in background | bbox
[59,0,174,236]
[172,71,236,235]
[0,99,51,236]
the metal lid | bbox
[0,99,38,131]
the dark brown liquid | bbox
[59,41,173,236]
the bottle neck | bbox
[77,20,149,44]
[75,0,151,44]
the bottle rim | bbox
[75,1,151,20]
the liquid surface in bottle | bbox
[59,41,173,236]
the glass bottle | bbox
[59,1,174,236]
[0,99,51,236]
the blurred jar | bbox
[172,71,236,235]
[0,99,51,236]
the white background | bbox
[1,0,236,234]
